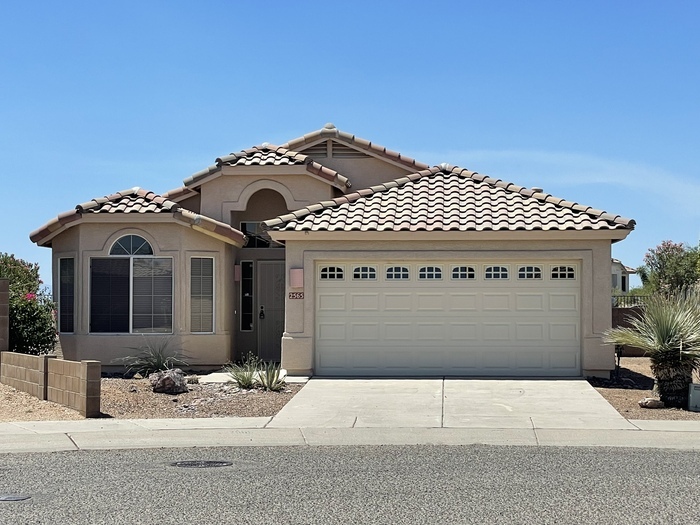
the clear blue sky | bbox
[2,1,699,287]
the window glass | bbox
[320,266,344,280]
[551,266,575,279]
[59,258,74,333]
[91,235,172,333]
[386,266,409,280]
[353,266,377,280]
[240,262,254,331]
[518,266,542,279]
[485,266,509,279]
[418,266,442,280]
[241,222,274,248]
[451,266,475,280]
[191,258,214,333]
[109,235,152,256]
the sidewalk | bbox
[1,416,699,454]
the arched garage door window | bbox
[90,235,173,333]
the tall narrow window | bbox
[90,235,172,333]
[59,258,74,333]
[191,258,214,333]
[240,261,254,331]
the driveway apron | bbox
[268,378,636,430]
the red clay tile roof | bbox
[183,144,352,191]
[263,164,636,233]
[281,123,431,171]
[31,187,245,247]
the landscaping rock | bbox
[149,369,189,394]
[639,397,665,409]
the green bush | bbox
[257,360,286,392]
[0,253,56,355]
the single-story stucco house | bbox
[31,124,635,377]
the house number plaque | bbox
[289,292,304,299]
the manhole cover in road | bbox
[170,460,233,468]
[0,495,31,501]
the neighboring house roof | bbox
[612,258,637,274]
[30,187,246,247]
[183,144,352,191]
[264,164,636,233]
[281,123,431,172]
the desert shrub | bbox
[114,336,189,377]
[0,253,56,355]
[257,360,286,392]
[224,352,259,389]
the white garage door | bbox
[315,261,581,377]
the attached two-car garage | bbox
[315,260,581,377]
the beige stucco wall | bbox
[278,236,615,377]
[50,219,237,369]
[198,170,338,223]
[308,155,415,191]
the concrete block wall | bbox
[0,352,101,417]
[47,358,101,417]
[0,279,8,354]
[0,352,52,399]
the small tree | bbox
[0,253,56,355]
[638,240,700,294]
[604,289,700,408]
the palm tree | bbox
[604,289,700,408]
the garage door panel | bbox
[516,323,545,341]
[384,323,413,340]
[384,294,412,311]
[516,293,545,311]
[550,322,579,341]
[318,293,346,311]
[316,261,581,377]
[417,322,446,340]
[350,293,380,310]
[483,293,511,310]
[317,322,346,340]
[350,322,380,340]
[416,293,445,311]
[549,293,579,311]
[449,293,478,311]
[483,323,512,341]
[449,323,478,340]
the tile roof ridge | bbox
[280,124,431,170]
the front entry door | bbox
[257,261,285,361]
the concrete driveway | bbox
[268,378,636,430]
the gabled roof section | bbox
[263,164,636,234]
[183,144,352,191]
[281,123,431,171]
[30,187,246,247]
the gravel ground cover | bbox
[1,357,699,422]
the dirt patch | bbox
[590,357,700,420]
[0,376,302,422]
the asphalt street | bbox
[0,445,698,524]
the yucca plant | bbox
[114,336,189,377]
[604,289,700,408]
[257,360,286,392]
[224,352,259,389]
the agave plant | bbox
[604,289,700,408]
[114,336,189,377]
[224,352,260,389]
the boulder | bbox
[149,369,189,394]
[638,397,665,409]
